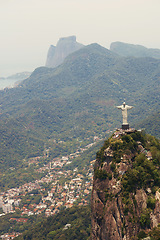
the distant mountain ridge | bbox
[110,41,160,59]
[45,38,160,70]
[45,36,84,68]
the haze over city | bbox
[0,0,160,77]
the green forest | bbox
[0,43,160,172]
[16,206,91,240]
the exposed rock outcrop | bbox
[45,45,56,68]
[45,36,84,68]
[91,129,160,240]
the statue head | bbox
[123,102,126,106]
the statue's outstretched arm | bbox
[127,106,133,110]
[116,105,123,109]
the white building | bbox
[2,203,13,213]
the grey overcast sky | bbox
[0,0,160,77]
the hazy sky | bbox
[0,0,160,77]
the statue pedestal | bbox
[122,124,129,130]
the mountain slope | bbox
[16,205,91,240]
[0,43,160,169]
[136,111,160,138]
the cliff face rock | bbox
[45,45,56,67]
[91,129,160,240]
[45,36,84,68]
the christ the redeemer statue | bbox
[116,102,133,130]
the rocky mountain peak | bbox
[45,36,84,68]
[91,129,160,239]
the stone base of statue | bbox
[122,124,129,130]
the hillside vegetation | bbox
[16,205,91,240]
[0,43,160,171]
[136,111,160,137]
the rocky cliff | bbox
[91,129,160,240]
[45,36,84,68]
